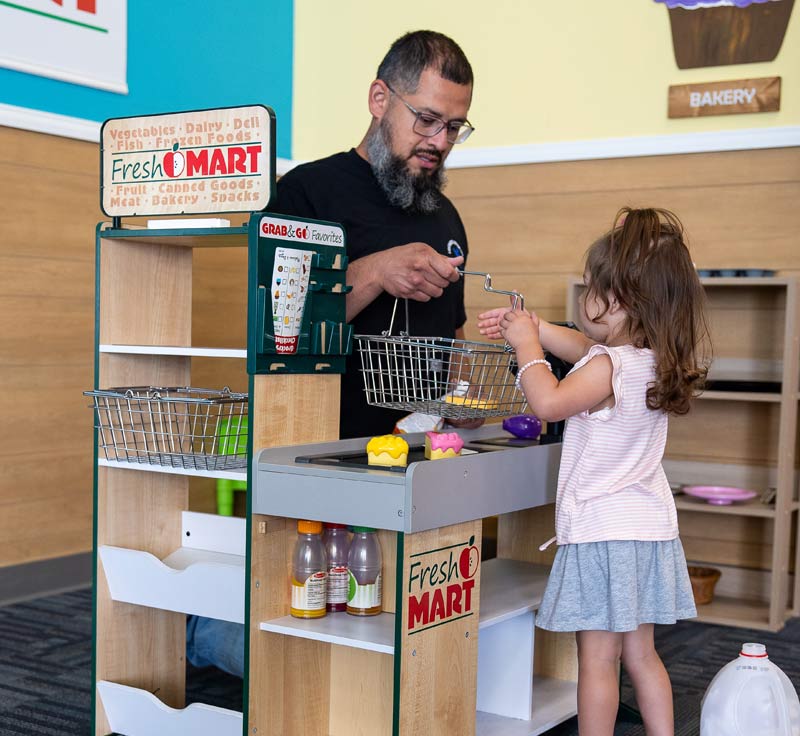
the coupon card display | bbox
[271,248,313,354]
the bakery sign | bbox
[406,534,480,634]
[668,77,781,118]
[101,105,276,217]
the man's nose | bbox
[428,126,451,149]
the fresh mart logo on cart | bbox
[407,535,479,634]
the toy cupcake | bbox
[424,431,465,460]
[366,435,409,467]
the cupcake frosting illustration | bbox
[654,0,794,68]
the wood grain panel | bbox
[0,126,100,567]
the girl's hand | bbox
[476,307,508,340]
[500,309,540,351]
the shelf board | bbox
[99,344,246,358]
[99,224,248,248]
[260,612,395,654]
[476,676,578,736]
[98,458,246,481]
[259,558,552,654]
[697,390,782,403]
[699,276,792,287]
[674,497,777,518]
[692,594,775,630]
[479,558,550,629]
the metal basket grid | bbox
[355,335,527,420]
[85,386,248,470]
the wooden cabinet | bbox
[567,276,799,631]
[91,224,252,736]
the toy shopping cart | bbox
[84,386,248,470]
[355,272,528,420]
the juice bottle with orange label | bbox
[291,520,328,619]
[347,527,382,616]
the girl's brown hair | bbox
[584,207,711,415]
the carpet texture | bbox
[0,587,798,735]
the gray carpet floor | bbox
[0,586,798,735]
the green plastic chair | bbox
[216,415,248,516]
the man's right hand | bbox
[378,242,463,302]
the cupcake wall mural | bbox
[654,0,795,68]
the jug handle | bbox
[769,675,792,733]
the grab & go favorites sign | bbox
[101,105,276,217]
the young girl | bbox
[478,207,710,736]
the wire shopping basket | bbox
[355,272,528,420]
[84,386,248,470]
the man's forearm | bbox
[345,252,385,322]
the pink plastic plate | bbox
[682,485,759,506]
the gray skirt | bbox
[536,538,697,633]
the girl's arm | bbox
[501,310,613,422]
[477,307,595,364]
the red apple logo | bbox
[459,535,479,579]
[163,142,185,178]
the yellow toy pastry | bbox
[425,431,464,460]
[366,434,409,467]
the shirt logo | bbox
[446,239,463,258]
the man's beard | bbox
[366,120,447,214]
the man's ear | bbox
[368,79,390,120]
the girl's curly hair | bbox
[584,207,712,415]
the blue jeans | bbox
[186,615,245,678]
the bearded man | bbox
[273,30,476,439]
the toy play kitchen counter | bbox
[250,424,579,736]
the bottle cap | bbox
[352,526,376,533]
[297,520,322,534]
[740,642,768,658]
[324,522,346,529]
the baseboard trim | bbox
[0,552,92,606]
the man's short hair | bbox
[377,30,473,94]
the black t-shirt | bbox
[271,149,468,439]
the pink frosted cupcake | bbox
[425,431,464,460]
[654,0,794,68]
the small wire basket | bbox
[85,386,248,470]
[355,272,528,420]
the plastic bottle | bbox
[290,520,327,619]
[347,527,382,616]
[323,523,350,613]
[700,642,800,736]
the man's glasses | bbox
[385,83,475,145]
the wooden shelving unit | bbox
[567,276,799,631]
[90,223,252,736]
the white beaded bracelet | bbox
[515,359,552,389]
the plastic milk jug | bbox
[290,520,327,619]
[323,523,350,613]
[347,527,382,616]
[700,642,800,736]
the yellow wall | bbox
[292,0,799,160]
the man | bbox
[186,31,477,680]
[273,30,477,439]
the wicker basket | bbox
[688,565,721,605]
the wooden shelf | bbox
[479,558,549,629]
[99,344,246,358]
[260,612,395,654]
[697,390,782,403]
[98,458,247,481]
[691,594,775,630]
[674,496,779,518]
[99,224,248,248]
[258,558,552,656]
[476,676,578,736]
